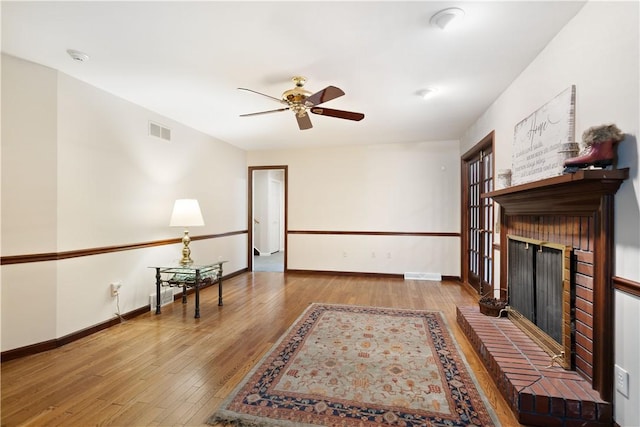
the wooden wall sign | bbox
[512,85,576,185]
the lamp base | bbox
[179,230,193,265]
[179,253,193,266]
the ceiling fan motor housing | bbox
[282,89,311,103]
[282,76,311,104]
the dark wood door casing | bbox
[461,132,495,295]
[248,165,289,272]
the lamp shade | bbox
[169,199,205,227]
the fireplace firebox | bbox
[507,235,573,369]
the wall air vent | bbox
[149,121,171,141]
[149,288,174,310]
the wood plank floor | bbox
[1,272,522,426]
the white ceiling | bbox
[1,1,586,151]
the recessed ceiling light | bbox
[418,88,439,99]
[430,7,465,30]
[66,49,90,62]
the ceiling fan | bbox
[238,76,365,130]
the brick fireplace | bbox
[458,169,628,426]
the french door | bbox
[462,134,494,295]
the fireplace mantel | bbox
[483,168,629,215]
[481,167,629,405]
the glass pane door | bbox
[465,147,494,295]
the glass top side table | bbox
[149,261,227,318]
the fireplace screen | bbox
[507,235,573,369]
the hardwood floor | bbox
[1,272,522,426]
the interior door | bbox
[268,178,281,253]
[462,136,494,295]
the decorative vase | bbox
[497,169,512,189]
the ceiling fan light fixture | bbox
[430,7,465,30]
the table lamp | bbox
[170,199,205,265]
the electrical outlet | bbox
[110,282,122,297]
[615,364,629,398]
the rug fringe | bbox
[207,412,280,427]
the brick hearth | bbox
[457,306,611,426]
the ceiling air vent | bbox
[149,121,171,141]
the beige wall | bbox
[1,55,248,350]
[1,55,58,254]
[2,55,59,346]
[248,140,461,276]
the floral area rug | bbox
[208,303,500,426]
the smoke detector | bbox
[66,49,90,62]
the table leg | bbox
[155,267,161,314]
[194,269,201,318]
[218,267,223,306]
[182,284,187,303]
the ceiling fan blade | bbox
[296,112,313,130]
[238,88,288,105]
[310,107,365,121]
[240,107,289,117]
[304,86,345,107]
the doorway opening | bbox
[248,166,288,272]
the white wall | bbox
[248,140,461,276]
[460,2,639,425]
[1,55,247,351]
